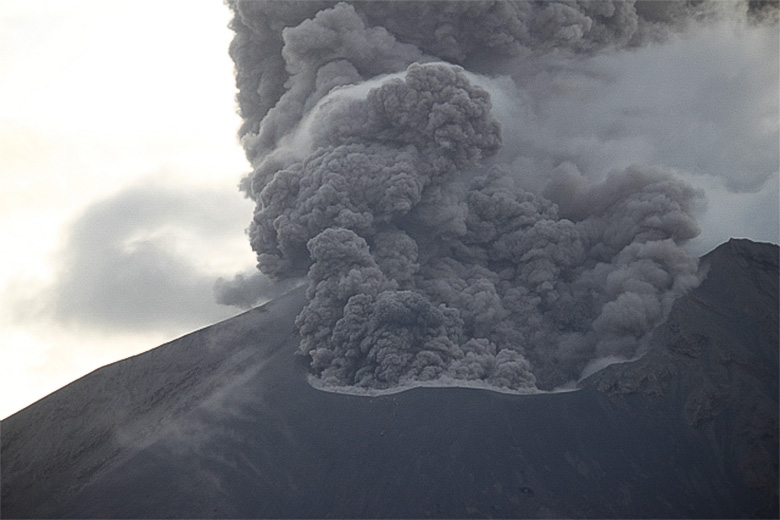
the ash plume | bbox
[226,1,773,391]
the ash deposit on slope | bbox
[222,1,777,392]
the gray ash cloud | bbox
[224,1,774,391]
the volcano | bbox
[1,238,777,518]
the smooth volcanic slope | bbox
[1,238,777,518]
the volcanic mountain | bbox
[1,238,777,518]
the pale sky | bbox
[1,1,778,419]
[0,0,255,418]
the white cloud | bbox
[486,15,779,252]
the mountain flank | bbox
[2,238,777,518]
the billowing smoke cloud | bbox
[214,270,302,309]
[226,1,775,391]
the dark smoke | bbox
[214,270,302,309]
[225,1,770,392]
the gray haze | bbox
[225,1,777,391]
[5,183,247,333]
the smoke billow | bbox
[225,1,773,391]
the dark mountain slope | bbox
[2,239,777,518]
[587,238,779,511]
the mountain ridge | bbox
[2,238,777,518]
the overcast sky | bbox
[1,0,777,419]
[0,0,255,418]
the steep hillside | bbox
[2,239,777,518]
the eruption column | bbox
[227,1,711,391]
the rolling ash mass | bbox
[222,1,776,391]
